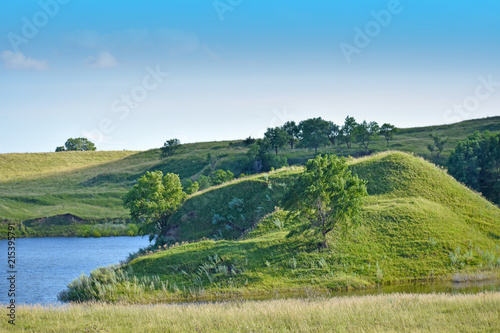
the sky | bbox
[0,0,499,153]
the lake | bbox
[0,236,150,305]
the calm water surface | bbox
[0,236,150,305]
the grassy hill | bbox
[59,151,500,303]
[0,116,499,237]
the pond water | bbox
[237,280,500,303]
[0,236,498,305]
[0,236,150,305]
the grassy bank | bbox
[6,293,500,332]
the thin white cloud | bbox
[84,51,117,69]
[0,51,49,71]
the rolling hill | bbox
[0,116,499,237]
[59,151,500,303]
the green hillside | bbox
[0,116,499,237]
[59,151,500,303]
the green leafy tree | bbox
[210,169,234,185]
[243,136,256,145]
[448,131,500,205]
[182,179,199,194]
[355,120,379,151]
[379,123,398,146]
[427,134,448,161]
[327,121,340,146]
[283,155,367,248]
[197,175,211,190]
[55,146,66,152]
[186,181,199,195]
[124,171,186,239]
[282,121,300,149]
[62,138,96,151]
[264,127,289,155]
[160,138,181,157]
[246,138,287,173]
[298,117,330,153]
[448,134,481,190]
[339,116,357,148]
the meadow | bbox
[0,116,499,233]
[5,293,500,332]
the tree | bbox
[298,117,330,153]
[264,127,288,155]
[210,169,234,185]
[282,121,300,149]
[379,123,398,146]
[197,175,211,190]
[427,134,448,161]
[283,155,367,248]
[339,116,357,149]
[124,171,186,239]
[160,138,181,157]
[243,136,256,145]
[182,179,200,195]
[246,139,287,173]
[186,181,199,195]
[55,146,66,152]
[60,138,96,151]
[355,120,379,151]
[448,133,481,190]
[327,121,340,146]
[448,131,500,205]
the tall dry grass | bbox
[6,292,500,332]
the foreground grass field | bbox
[6,293,500,332]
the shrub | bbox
[210,170,234,185]
[197,175,211,190]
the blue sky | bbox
[0,0,499,153]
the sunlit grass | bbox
[1,117,498,223]
[0,150,138,182]
[6,292,500,332]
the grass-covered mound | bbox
[163,168,301,241]
[60,152,500,303]
[1,117,499,233]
